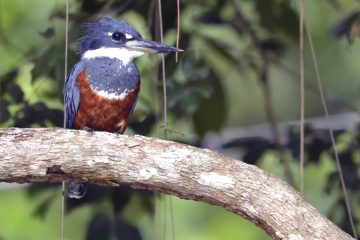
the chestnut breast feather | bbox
[74,68,139,133]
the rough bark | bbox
[0,128,354,240]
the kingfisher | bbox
[64,17,181,198]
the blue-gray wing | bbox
[64,62,85,129]
[129,97,138,117]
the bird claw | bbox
[114,129,124,136]
[83,126,94,134]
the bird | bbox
[64,17,182,198]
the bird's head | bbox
[78,17,182,62]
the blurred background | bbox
[1,0,360,239]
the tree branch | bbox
[0,128,354,240]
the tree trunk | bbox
[0,128,354,240]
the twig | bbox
[298,0,305,195]
[231,0,294,186]
[62,0,69,239]
[302,1,358,237]
[175,0,180,62]
[274,62,360,114]
[156,1,176,240]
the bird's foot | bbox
[83,126,94,134]
[114,129,124,136]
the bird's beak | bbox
[125,39,183,53]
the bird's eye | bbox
[111,32,124,41]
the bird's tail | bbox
[67,181,88,199]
